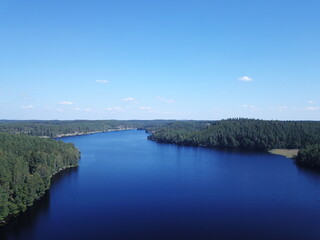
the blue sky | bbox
[0,0,319,120]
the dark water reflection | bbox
[0,167,79,240]
[1,130,320,240]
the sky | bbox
[0,0,320,120]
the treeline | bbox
[0,133,80,223]
[296,144,320,169]
[149,119,320,151]
[144,120,212,134]
[0,120,174,138]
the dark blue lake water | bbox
[1,130,320,240]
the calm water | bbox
[1,130,320,240]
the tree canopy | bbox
[149,119,320,151]
[0,133,80,223]
[0,120,174,138]
[296,144,320,169]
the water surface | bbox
[1,130,320,240]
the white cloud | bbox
[238,76,254,82]
[21,105,34,109]
[122,97,138,103]
[138,106,152,110]
[122,97,136,102]
[242,104,261,111]
[270,106,289,111]
[305,106,320,111]
[157,96,175,103]
[242,104,256,109]
[95,80,109,84]
[59,101,73,105]
[307,100,316,104]
[84,108,92,112]
[107,106,124,112]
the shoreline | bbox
[149,137,300,159]
[269,149,299,158]
[2,129,138,225]
[0,164,79,226]
[40,128,137,139]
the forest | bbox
[0,133,80,223]
[148,119,320,168]
[296,144,320,168]
[0,120,174,138]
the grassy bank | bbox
[269,149,299,158]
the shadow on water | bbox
[151,140,273,156]
[0,167,79,240]
[294,163,320,180]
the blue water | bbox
[1,130,320,240]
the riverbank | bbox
[269,149,299,158]
[51,128,136,138]
[0,163,79,227]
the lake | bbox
[1,130,320,240]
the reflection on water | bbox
[0,167,79,240]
